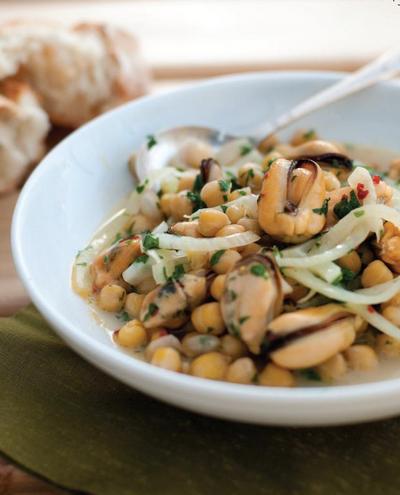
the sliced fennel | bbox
[346,303,400,341]
[285,267,400,305]
[122,255,153,285]
[150,231,260,252]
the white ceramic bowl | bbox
[12,72,400,426]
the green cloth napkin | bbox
[2,306,400,495]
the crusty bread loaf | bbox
[0,21,150,128]
[0,79,49,194]
[0,20,150,193]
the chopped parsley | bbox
[75,262,87,267]
[342,267,357,284]
[147,134,157,149]
[298,368,321,381]
[312,198,330,216]
[210,250,225,266]
[142,233,159,250]
[250,263,269,279]
[229,323,241,337]
[192,173,204,193]
[239,315,250,325]
[333,190,361,219]
[187,191,206,212]
[103,255,111,267]
[143,303,158,321]
[170,264,185,281]
[353,209,365,218]
[134,254,149,264]
[136,178,149,194]
[218,179,230,193]
[240,144,252,156]
[227,289,237,302]
[220,205,228,213]
[303,129,316,140]
[238,190,247,196]
[272,246,281,258]
[116,311,131,323]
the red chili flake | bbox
[367,305,375,314]
[372,175,381,185]
[356,183,369,200]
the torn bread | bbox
[0,79,49,194]
[0,21,150,128]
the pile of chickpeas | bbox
[89,129,400,386]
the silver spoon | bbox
[135,49,400,182]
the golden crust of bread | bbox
[0,79,50,194]
[0,21,150,128]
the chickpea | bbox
[115,319,147,348]
[226,204,245,223]
[358,245,374,266]
[344,345,378,371]
[151,347,182,372]
[130,214,157,234]
[261,150,282,172]
[240,242,261,257]
[258,363,294,387]
[181,332,220,357]
[170,220,202,237]
[228,188,250,201]
[337,250,362,274]
[160,191,193,220]
[388,158,400,181]
[200,180,229,207]
[220,334,247,360]
[381,291,400,310]
[376,333,400,358]
[361,260,393,288]
[98,284,126,312]
[136,277,157,295]
[191,302,225,335]
[145,334,181,360]
[148,327,168,341]
[317,353,347,382]
[210,249,241,274]
[198,210,230,237]
[190,352,229,380]
[124,293,145,319]
[323,170,341,191]
[179,139,214,168]
[237,163,264,191]
[186,251,209,270]
[177,171,196,191]
[215,224,246,237]
[258,133,279,153]
[290,128,318,146]
[210,274,226,301]
[382,306,400,327]
[226,358,256,384]
[237,217,262,235]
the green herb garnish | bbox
[240,144,252,156]
[192,173,204,193]
[333,190,360,219]
[136,178,149,194]
[303,129,316,140]
[142,233,159,250]
[143,303,158,321]
[353,209,365,218]
[116,311,131,323]
[134,254,149,264]
[299,368,321,381]
[220,205,228,213]
[312,198,330,216]
[187,191,206,212]
[210,250,225,266]
[170,264,185,281]
[239,316,250,325]
[250,263,269,279]
[218,179,230,193]
[147,134,157,149]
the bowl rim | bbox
[11,69,400,408]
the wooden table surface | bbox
[1,0,399,492]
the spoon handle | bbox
[255,49,400,146]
